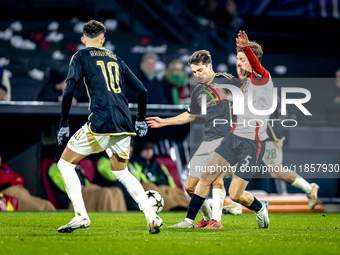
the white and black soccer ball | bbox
[145,190,164,214]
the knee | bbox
[228,189,242,203]
[199,178,213,188]
[57,158,69,170]
[185,182,195,197]
[269,171,280,180]
[212,178,225,190]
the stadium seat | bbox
[156,156,183,190]
[78,158,95,183]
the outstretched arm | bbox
[146,112,196,128]
[236,30,265,77]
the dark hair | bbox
[0,84,7,93]
[83,20,106,38]
[237,41,263,63]
[188,50,212,66]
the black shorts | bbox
[215,132,266,181]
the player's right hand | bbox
[57,126,70,145]
[145,117,164,128]
[236,30,249,48]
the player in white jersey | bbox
[236,55,319,211]
[168,31,270,229]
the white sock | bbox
[57,159,88,219]
[112,167,157,222]
[291,175,312,193]
[199,200,212,221]
[212,189,226,222]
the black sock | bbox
[246,197,263,212]
[186,194,205,221]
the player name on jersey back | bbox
[89,50,117,60]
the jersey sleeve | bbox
[188,89,200,115]
[66,53,84,82]
[242,46,265,78]
[121,60,148,121]
[59,79,77,127]
[219,73,243,89]
[230,76,244,87]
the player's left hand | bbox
[236,30,249,48]
[135,120,148,137]
[57,126,70,145]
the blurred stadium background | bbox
[1,0,340,212]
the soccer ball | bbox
[145,190,164,214]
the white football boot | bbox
[58,216,91,233]
[256,200,269,229]
[307,183,320,210]
[167,218,194,229]
[148,216,164,234]
[224,201,242,215]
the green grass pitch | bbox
[0,212,339,255]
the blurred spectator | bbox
[0,84,8,101]
[225,0,243,30]
[130,141,174,186]
[323,69,340,121]
[129,141,189,211]
[163,59,191,105]
[125,52,169,104]
[36,69,88,104]
[0,151,56,211]
[0,67,11,101]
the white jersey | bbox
[232,70,273,141]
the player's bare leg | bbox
[229,176,269,229]
[185,176,213,227]
[110,153,163,234]
[168,153,228,229]
[60,146,87,165]
[268,164,296,183]
[193,154,227,229]
[268,164,319,209]
[228,176,251,206]
[58,147,90,233]
[195,153,230,197]
[184,175,199,197]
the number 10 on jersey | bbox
[97,60,121,93]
